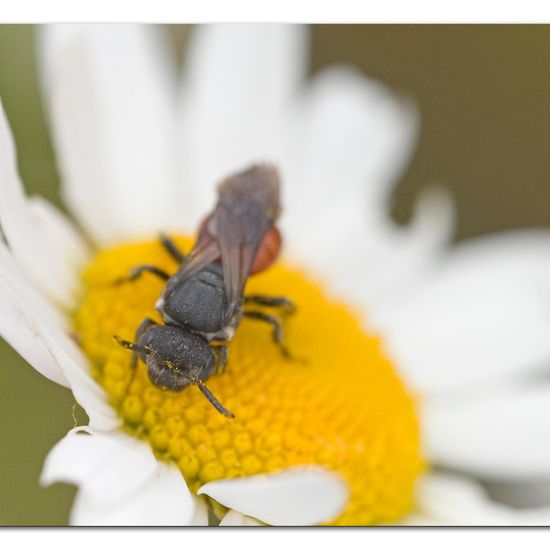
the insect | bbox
[114,164,295,418]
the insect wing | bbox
[172,164,281,316]
[215,204,271,320]
[172,231,221,282]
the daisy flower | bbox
[2,23,550,526]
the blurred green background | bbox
[1,25,550,525]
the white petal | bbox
[199,466,348,526]
[179,24,308,225]
[41,427,157,506]
[70,463,194,526]
[0,100,89,306]
[0,241,69,386]
[423,381,550,480]
[219,510,262,526]
[37,326,119,431]
[0,113,112,425]
[0,240,118,428]
[285,67,418,239]
[191,496,210,526]
[57,434,195,526]
[43,428,197,524]
[39,24,181,244]
[378,231,550,396]
[282,67,453,315]
[413,472,550,525]
[399,513,447,525]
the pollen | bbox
[72,237,424,525]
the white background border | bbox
[1,528,548,548]
[0,3,548,546]
[0,0,550,23]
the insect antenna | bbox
[193,378,235,419]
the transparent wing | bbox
[172,231,221,282]
[174,164,281,320]
[215,204,272,320]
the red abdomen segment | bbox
[250,225,281,275]
[196,216,282,276]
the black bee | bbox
[114,164,294,418]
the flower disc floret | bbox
[73,237,424,525]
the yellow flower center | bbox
[72,236,424,525]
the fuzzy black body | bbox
[158,261,238,337]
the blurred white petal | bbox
[400,513,447,525]
[413,472,550,525]
[0,100,89,306]
[219,510,262,526]
[39,24,181,244]
[378,231,550,396]
[284,66,418,242]
[199,467,348,526]
[423,381,550,479]
[282,68,453,315]
[179,24,308,225]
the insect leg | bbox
[212,344,229,374]
[244,294,296,314]
[130,317,158,368]
[159,232,185,263]
[113,335,152,355]
[114,265,170,285]
[113,334,152,385]
[243,310,291,359]
[114,317,157,389]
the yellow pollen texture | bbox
[72,237,424,525]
